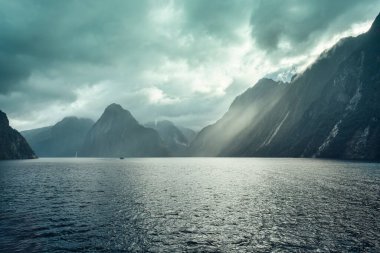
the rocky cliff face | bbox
[0,110,36,160]
[22,117,94,157]
[190,13,380,161]
[189,78,287,156]
[81,103,169,157]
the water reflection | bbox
[0,158,379,252]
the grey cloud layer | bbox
[250,0,379,55]
[0,0,378,130]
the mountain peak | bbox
[103,103,135,120]
[53,117,94,132]
[98,103,138,129]
[61,116,79,122]
[0,110,9,127]
[256,78,282,87]
[369,12,380,32]
[0,110,36,159]
[59,116,94,125]
[105,103,124,112]
[82,105,168,157]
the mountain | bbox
[22,117,94,157]
[177,126,197,143]
[0,110,36,159]
[191,13,380,160]
[81,103,169,157]
[189,78,287,156]
[145,120,193,156]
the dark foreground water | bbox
[0,158,379,252]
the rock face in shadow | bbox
[190,13,380,160]
[81,103,169,157]
[0,110,36,160]
[145,120,193,156]
[22,117,94,157]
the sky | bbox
[0,0,379,131]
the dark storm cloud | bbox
[0,53,30,93]
[0,0,378,130]
[250,0,380,53]
[182,0,252,40]
[0,1,151,91]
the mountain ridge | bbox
[81,103,169,157]
[22,116,94,157]
[0,110,36,160]
[145,120,193,156]
[191,12,380,160]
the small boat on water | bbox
[120,157,124,159]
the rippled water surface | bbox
[0,158,379,252]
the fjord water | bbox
[0,158,379,252]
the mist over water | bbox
[0,158,379,252]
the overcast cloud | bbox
[0,0,379,130]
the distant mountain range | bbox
[2,13,379,161]
[0,110,36,159]
[19,104,195,158]
[22,117,94,157]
